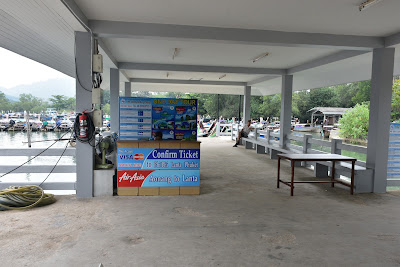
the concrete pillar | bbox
[280,75,293,148]
[110,68,120,133]
[75,31,94,198]
[366,48,395,193]
[243,86,251,123]
[124,82,131,97]
[238,95,241,121]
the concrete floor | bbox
[1,137,400,267]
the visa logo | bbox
[119,155,134,160]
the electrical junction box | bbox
[93,54,103,73]
[92,109,103,128]
[92,87,102,105]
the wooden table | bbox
[277,153,357,196]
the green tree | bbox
[165,92,189,98]
[102,89,110,104]
[352,81,371,104]
[103,103,110,115]
[66,97,76,111]
[186,93,212,116]
[50,95,68,111]
[338,103,369,140]
[14,93,45,113]
[251,96,264,119]
[391,79,400,121]
[333,84,357,108]
[260,94,281,119]
[292,91,311,122]
[308,87,337,107]
[132,91,151,98]
[0,92,11,111]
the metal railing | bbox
[231,123,368,166]
[0,148,76,190]
[215,123,233,136]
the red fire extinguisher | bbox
[79,113,88,139]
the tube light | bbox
[219,74,227,80]
[172,48,180,60]
[252,52,270,63]
[359,0,383,11]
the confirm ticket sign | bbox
[118,170,200,187]
[118,148,200,170]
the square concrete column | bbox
[124,82,131,97]
[366,48,395,193]
[280,75,293,148]
[243,86,251,123]
[110,68,120,133]
[75,31,94,198]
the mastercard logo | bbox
[134,154,144,160]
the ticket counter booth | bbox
[116,97,200,196]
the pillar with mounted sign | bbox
[75,31,94,198]
[110,68,120,133]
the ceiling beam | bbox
[385,31,400,47]
[89,20,383,51]
[97,38,118,68]
[61,0,89,28]
[287,50,369,75]
[62,0,129,83]
[247,76,278,86]
[119,62,284,75]
[130,78,246,86]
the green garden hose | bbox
[0,185,56,211]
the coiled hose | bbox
[0,186,56,211]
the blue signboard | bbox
[388,122,400,179]
[118,148,200,170]
[119,97,197,141]
[118,169,200,187]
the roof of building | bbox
[1,1,400,95]
[308,107,349,115]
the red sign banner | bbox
[118,170,154,187]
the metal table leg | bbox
[291,160,295,196]
[351,160,355,195]
[277,157,281,188]
[331,160,336,187]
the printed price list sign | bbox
[119,98,153,140]
[387,123,400,179]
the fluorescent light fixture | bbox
[219,74,227,80]
[359,0,383,11]
[172,48,180,60]
[252,52,270,63]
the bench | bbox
[313,160,374,193]
[241,136,303,163]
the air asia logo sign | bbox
[118,170,154,187]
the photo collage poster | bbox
[119,97,197,141]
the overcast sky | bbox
[0,47,72,88]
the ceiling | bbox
[1,0,400,96]
[0,0,85,77]
[75,0,400,36]
[103,38,338,69]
